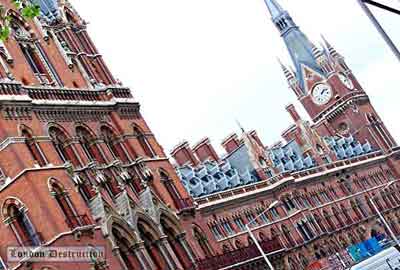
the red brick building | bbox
[170,1,400,269]
[0,1,198,270]
[0,0,400,270]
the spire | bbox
[311,42,323,59]
[321,35,339,58]
[235,119,246,133]
[278,58,294,81]
[264,0,324,92]
[264,0,285,19]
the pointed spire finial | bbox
[235,119,245,133]
[277,57,294,80]
[311,42,323,59]
[264,0,285,19]
[321,34,339,58]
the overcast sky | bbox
[70,0,400,154]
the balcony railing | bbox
[65,214,91,230]
[25,87,107,102]
[190,238,283,270]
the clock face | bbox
[312,83,333,105]
[338,73,354,89]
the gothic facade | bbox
[0,0,399,270]
[171,0,400,269]
[0,1,198,270]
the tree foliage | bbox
[0,0,39,41]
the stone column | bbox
[177,233,197,264]
[112,247,128,270]
[158,236,183,270]
[134,242,157,270]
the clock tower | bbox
[264,0,397,153]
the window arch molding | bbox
[100,124,132,163]
[47,178,89,230]
[75,124,105,163]
[48,124,81,166]
[192,224,214,257]
[159,169,185,210]
[1,197,42,246]
[19,125,47,166]
[132,124,155,158]
[1,197,26,222]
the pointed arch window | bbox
[160,171,186,211]
[160,216,194,269]
[194,226,214,258]
[323,210,335,231]
[281,225,295,247]
[49,127,80,166]
[2,199,42,247]
[22,128,47,167]
[112,227,142,269]
[10,19,61,86]
[134,126,155,158]
[76,126,105,164]
[100,126,130,163]
[332,207,345,228]
[50,180,89,230]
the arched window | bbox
[112,226,141,269]
[259,231,267,241]
[21,128,47,166]
[49,126,80,166]
[2,199,41,246]
[102,170,121,197]
[222,244,230,253]
[247,235,254,246]
[134,126,155,158]
[100,126,131,163]
[288,257,297,270]
[193,226,214,258]
[332,207,345,228]
[137,219,168,270]
[10,16,61,86]
[160,171,186,210]
[323,210,335,231]
[76,126,105,164]
[235,239,243,249]
[160,215,194,269]
[49,180,89,230]
[299,253,309,268]
[313,213,326,233]
[281,225,295,247]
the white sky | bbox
[70,0,400,154]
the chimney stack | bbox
[192,137,220,163]
[171,141,200,167]
[222,133,241,154]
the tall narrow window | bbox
[134,126,155,158]
[10,19,60,86]
[101,126,130,163]
[112,227,142,269]
[160,171,185,210]
[50,180,89,230]
[194,226,214,258]
[3,199,41,247]
[76,126,105,164]
[49,127,80,166]
[281,225,295,247]
[22,128,47,166]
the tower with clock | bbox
[265,0,397,153]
